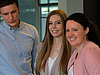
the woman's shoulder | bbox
[38,42,43,46]
[82,41,100,61]
[81,41,100,74]
[83,41,99,51]
[37,42,43,52]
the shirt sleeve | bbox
[33,42,42,75]
[31,27,39,73]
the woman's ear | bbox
[85,27,89,34]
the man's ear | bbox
[0,11,1,16]
[18,7,20,13]
[0,13,1,16]
[0,9,1,16]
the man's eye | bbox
[3,13,8,15]
[11,10,16,14]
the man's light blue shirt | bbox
[0,21,39,75]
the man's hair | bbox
[0,0,19,8]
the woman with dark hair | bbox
[65,13,100,75]
[34,10,71,75]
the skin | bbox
[66,20,89,54]
[49,14,63,38]
[48,14,63,58]
[0,3,19,29]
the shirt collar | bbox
[3,21,11,30]
[2,20,23,31]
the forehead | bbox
[66,20,83,28]
[0,3,17,13]
[49,14,61,21]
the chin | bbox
[70,43,76,47]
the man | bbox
[0,0,39,75]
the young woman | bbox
[35,10,71,75]
[65,13,100,75]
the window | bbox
[18,0,36,27]
[39,0,58,41]
[39,0,58,4]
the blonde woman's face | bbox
[48,14,63,38]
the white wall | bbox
[58,0,83,16]
[58,0,67,14]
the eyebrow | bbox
[1,9,17,14]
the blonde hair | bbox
[35,10,71,75]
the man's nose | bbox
[9,13,13,20]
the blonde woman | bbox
[35,10,71,75]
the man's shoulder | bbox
[0,21,5,29]
[21,21,34,27]
[0,21,4,25]
[20,21,38,31]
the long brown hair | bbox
[35,10,71,75]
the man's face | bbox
[0,3,19,29]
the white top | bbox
[48,55,58,75]
[68,65,74,75]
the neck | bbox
[53,36,62,45]
[76,39,86,56]
[49,37,62,58]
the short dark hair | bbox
[0,0,19,8]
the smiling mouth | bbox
[70,38,75,41]
[68,37,76,41]
[52,30,58,32]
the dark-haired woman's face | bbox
[66,20,89,48]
